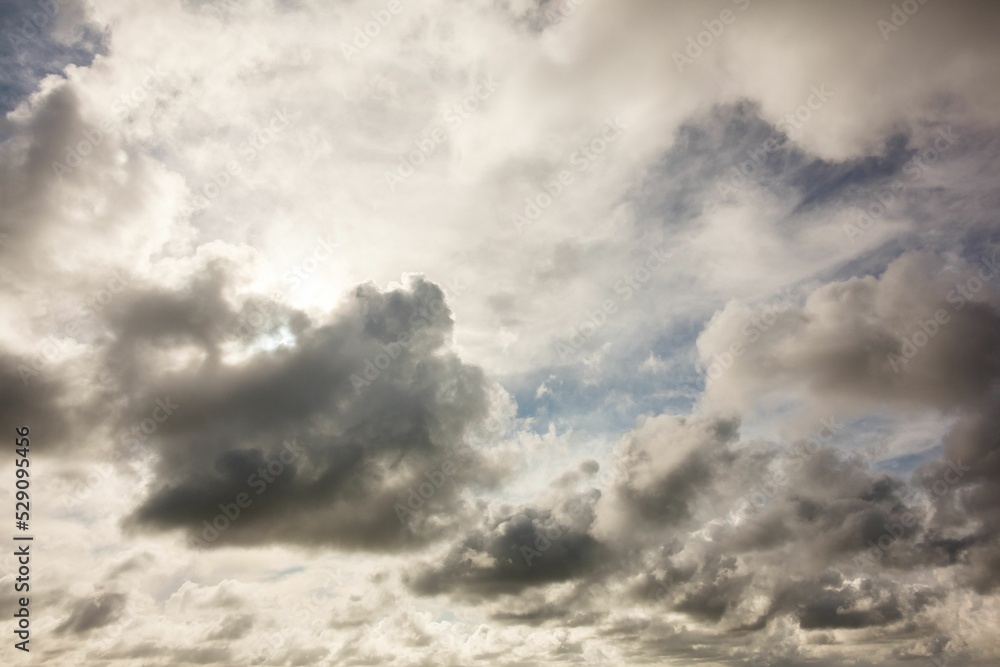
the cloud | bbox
[114,273,507,551]
[55,592,127,635]
[204,613,254,641]
[698,251,1000,415]
[408,487,606,600]
[406,408,960,642]
[3,0,1000,664]
[0,0,104,113]
[698,250,1000,592]
[593,414,739,543]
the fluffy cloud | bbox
[699,250,1000,593]
[3,0,1000,665]
[111,273,507,550]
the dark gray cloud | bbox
[601,422,943,633]
[408,488,606,600]
[924,401,1000,592]
[0,349,73,451]
[113,274,504,550]
[404,401,983,648]
[746,573,935,633]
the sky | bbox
[1,0,999,665]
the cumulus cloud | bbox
[3,0,1000,664]
[111,273,507,550]
[698,251,1000,414]
[699,250,1000,592]
[408,486,605,600]
[402,409,952,638]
